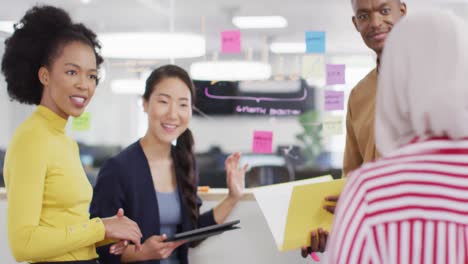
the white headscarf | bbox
[375,10,468,156]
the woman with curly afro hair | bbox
[1,5,143,264]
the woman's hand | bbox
[109,240,128,255]
[300,195,337,258]
[102,208,143,252]
[225,152,248,201]
[323,195,340,214]
[142,235,186,260]
[300,228,328,258]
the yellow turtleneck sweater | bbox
[4,105,105,262]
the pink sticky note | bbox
[252,131,273,154]
[325,90,344,111]
[326,64,346,85]
[310,252,320,262]
[221,30,241,53]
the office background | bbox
[1,0,461,185]
[1,0,467,263]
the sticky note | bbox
[326,64,346,85]
[221,30,241,53]
[301,55,325,81]
[252,130,273,154]
[322,115,343,135]
[324,90,344,111]
[310,253,320,262]
[71,112,91,131]
[305,31,325,54]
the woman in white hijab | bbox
[327,10,468,264]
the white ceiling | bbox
[1,0,468,74]
[2,0,468,53]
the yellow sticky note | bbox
[281,178,346,251]
[323,115,343,135]
[301,54,325,81]
[71,112,91,131]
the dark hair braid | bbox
[174,129,199,228]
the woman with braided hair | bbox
[90,65,248,264]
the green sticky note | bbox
[302,55,325,81]
[71,112,91,131]
[322,115,343,135]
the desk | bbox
[0,188,320,264]
[198,188,255,202]
[191,189,314,264]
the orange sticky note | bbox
[198,186,210,192]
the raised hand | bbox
[225,152,249,201]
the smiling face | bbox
[352,0,407,57]
[143,77,193,145]
[38,41,98,119]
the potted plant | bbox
[296,110,323,167]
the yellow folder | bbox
[253,175,346,251]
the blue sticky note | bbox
[305,31,326,54]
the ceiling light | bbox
[270,42,306,54]
[0,21,15,33]
[232,16,288,29]
[190,61,272,81]
[99,32,206,59]
[111,79,145,94]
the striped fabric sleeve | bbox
[328,138,468,264]
[327,169,371,264]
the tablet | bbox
[166,220,241,242]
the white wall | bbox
[0,86,140,149]
[0,81,35,149]
[66,89,142,147]
[0,78,11,148]
[0,200,25,264]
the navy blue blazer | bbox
[90,141,216,264]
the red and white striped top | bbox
[327,137,468,264]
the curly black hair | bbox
[1,5,104,105]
